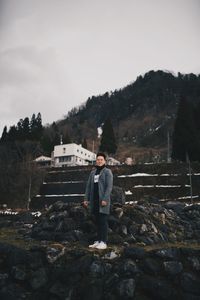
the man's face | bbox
[96,156,106,166]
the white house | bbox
[34,155,52,167]
[107,156,120,165]
[52,143,96,167]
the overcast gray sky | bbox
[0,0,199,134]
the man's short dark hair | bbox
[96,152,107,160]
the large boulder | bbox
[111,186,126,204]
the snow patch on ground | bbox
[125,201,138,205]
[133,185,182,188]
[178,195,199,200]
[35,194,84,197]
[118,173,158,178]
[159,195,199,202]
[125,190,133,195]
[43,181,84,184]
[0,210,41,217]
[118,173,200,178]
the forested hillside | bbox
[59,70,200,161]
[1,70,200,161]
[0,70,200,207]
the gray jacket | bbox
[84,167,113,214]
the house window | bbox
[59,156,72,162]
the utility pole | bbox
[92,140,95,153]
[27,159,32,210]
[186,152,193,203]
[167,131,171,163]
[27,174,32,210]
[92,140,95,165]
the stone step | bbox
[48,162,200,174]
[45,171,91,182]
[45,172,200,185]
[31,195,84,210]
[116,174,200,186]
[124,185,190,199]
[40,182,86,195]
[30,163,200,209]
[125,193,200,203]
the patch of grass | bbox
[144,241,200,251]
[0,227,39,249]
[1,226,200,253]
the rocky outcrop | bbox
[30,200,200,246]
[0,241,200,300]
[1,200,200,299]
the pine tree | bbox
[40,134,52,155]
[16,119,24,140]
[36,113,43,135]
[62,129,71,144]
[52,132,60,146]
[0,126,8,143]
[194,102,200,137]
[171,97,200,161]
[51,122,60,146]
[7,125,18,142]
[82,138,87,149]
[30,113,37,139]
[30,113,43,140]
[99,118,117,155]
[22,117,30,140]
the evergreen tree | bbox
[22,117,30,140]
[52,132,61,146]
[62,129,71,144]
[30,113,43,140]
[40,136,51,154]
[194,102,200,137]
[35,113,43,136]
[7,125,18,142]
[16,119,24,140]
[171,97,200,161]
[30,113,37,139]
[0,126,8,143]
[99,118,117,155]
[82,138,87,149]
[51,122,60,146]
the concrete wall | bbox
[31,163,200,209]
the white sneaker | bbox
[89,241,99,248]
[95,241,107,250]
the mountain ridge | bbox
[57,70,200,161]
[1,70,199,162]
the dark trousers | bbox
[93,212,108,243]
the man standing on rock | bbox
[83,152,113,250]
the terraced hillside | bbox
[30,163,200,209]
